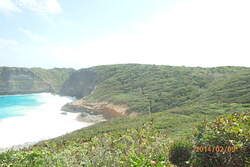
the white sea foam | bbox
[0,93,92,149]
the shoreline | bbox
[0,93,95,153]
[0,112,94,153]
[0,112,98,153]
[0,93,128,153]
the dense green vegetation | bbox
[199,72,250,104]
[1,64,250,166]
[169,140,193,167]
[191,112,250,167]
[85,64,250,114]
[190,112,250,167]
[0,110,249,166]
[0,122,171,167]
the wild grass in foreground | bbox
[0,104,249,167]
[0,122,172,167]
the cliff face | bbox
[60,69,98,98]
[60,68,130,118]
[0,67,74,95]
[30,68,75,93]
[0,67,51,95]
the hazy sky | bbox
[0,0,250,69]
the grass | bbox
[1,103,249,166]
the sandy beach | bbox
[0,93,93,152]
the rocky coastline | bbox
[62,99,129,120]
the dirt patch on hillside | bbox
[62,99,130,119]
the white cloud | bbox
[0,38,19,49]
[0,0,61,15]
[0,0,21,14]
[19,28,48,43]
[52,0,250,68]
[17,0,61,14]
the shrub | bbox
[169,140,193,167]
[192,112,250,167]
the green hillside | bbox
[1,64,250,166]
[83,64,250,114]
[199,71,250,104]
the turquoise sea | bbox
[0,94,45,119]
[0,93,90,149]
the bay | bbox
[0,93,91,149]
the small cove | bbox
[0,93,92,150]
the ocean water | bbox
[0,94,45,119]
[0,93,91,149]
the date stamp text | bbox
[195,146,239,152]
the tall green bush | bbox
[169,140,193,167]
[192,112,250,167]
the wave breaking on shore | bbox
[0,93,92,151]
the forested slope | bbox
[61,64,250,114]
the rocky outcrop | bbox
[60,69,98,98]
[62,99,129,120]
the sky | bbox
[0,0,250,69]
